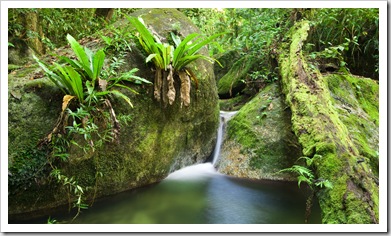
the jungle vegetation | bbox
[8,8,379,222]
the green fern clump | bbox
[33,34,151,220]
[278,156,333,190]
[127,16,222,107]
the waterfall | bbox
[166,110,237,180]
[211,111,238,166]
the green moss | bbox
[219,95,249,111]
[325,74,379,176]
[222,82,301,179]
[278,21,378,223]
[217,55,257,98]
[214,50,242,81]
[9,8,220,220]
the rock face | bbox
[214,50,242,83]
[216,82,301,181]
[217,55,257,99]
[278,21,378,223]
[8,9,219,220]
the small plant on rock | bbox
[33,34,150,220]
[127,16,222,107]
[278,156,333,223]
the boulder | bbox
[217,55,257,99]
[214,50,241,83]
[216,82,301,181]
[8,8,219,220]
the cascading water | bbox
[165,111,237,180]
[211,111,238,166]
[21,110,321,224]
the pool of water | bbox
[64,163,321,224]
[11,110,322,224]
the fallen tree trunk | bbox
[278,21,379,223]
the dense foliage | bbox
[8,8,380,223]
[9,8,379,80]
[8,8,137,51]
[305,8,379,79]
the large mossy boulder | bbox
[216,82,301,180]
[214,50,242,83]
[217,55,257,99]
[8,9,219,220]
[278,21,378,223]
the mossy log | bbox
[278,21,379,223]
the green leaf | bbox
[297,175,312,188]
[145,53,157,63]
[66,34,93,78]
[92,49,105,80]
[64,66,84,102]
[33,55,68,95]
[112,83,139,95]
[106,90,133,108]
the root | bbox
[178,70,191,107]
[167,64,176,105]
[154,69,162,101]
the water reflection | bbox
[68,163,320,224]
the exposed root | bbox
[178,70,191,107]
[103,99,120,144]
[154,69,162,102]
[167,64,176,105]
[38,95,75,148]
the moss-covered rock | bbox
[278,21,378,224]
[8,8,219,220]
[216,82,301,181]
[217,55,257,99]
[219,95,249,111]
[214,50,242,83]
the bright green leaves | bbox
[127,16,222,106]
[34,34,148,108]
[92,49,105,81]
[33,33,149,162]
[125,16,170,70]
[66,34,105,84]
[67,34,92,78]
[171,31,223,72]
[278,156,333,190]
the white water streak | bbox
[165,111,238,180]
[212,111,238,165]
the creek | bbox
[15,111,322,224]
[69,111,321,224]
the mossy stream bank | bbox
[277,21,378,223]
[8,12,378,224]
[215,20,378,224]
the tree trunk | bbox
[278,21,379,224]
[24,11,45,55]
[95,8,114,22]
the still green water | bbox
[67,163,321,224]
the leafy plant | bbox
[32,33,150,220]
[34,34,143,108]
[50,169,88,220]
[100,24,133,53]
[127,16,222,107]
[278,156,332,223]
[306,8,379,79]
[279,156,333,190]
[308,36,359,72]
